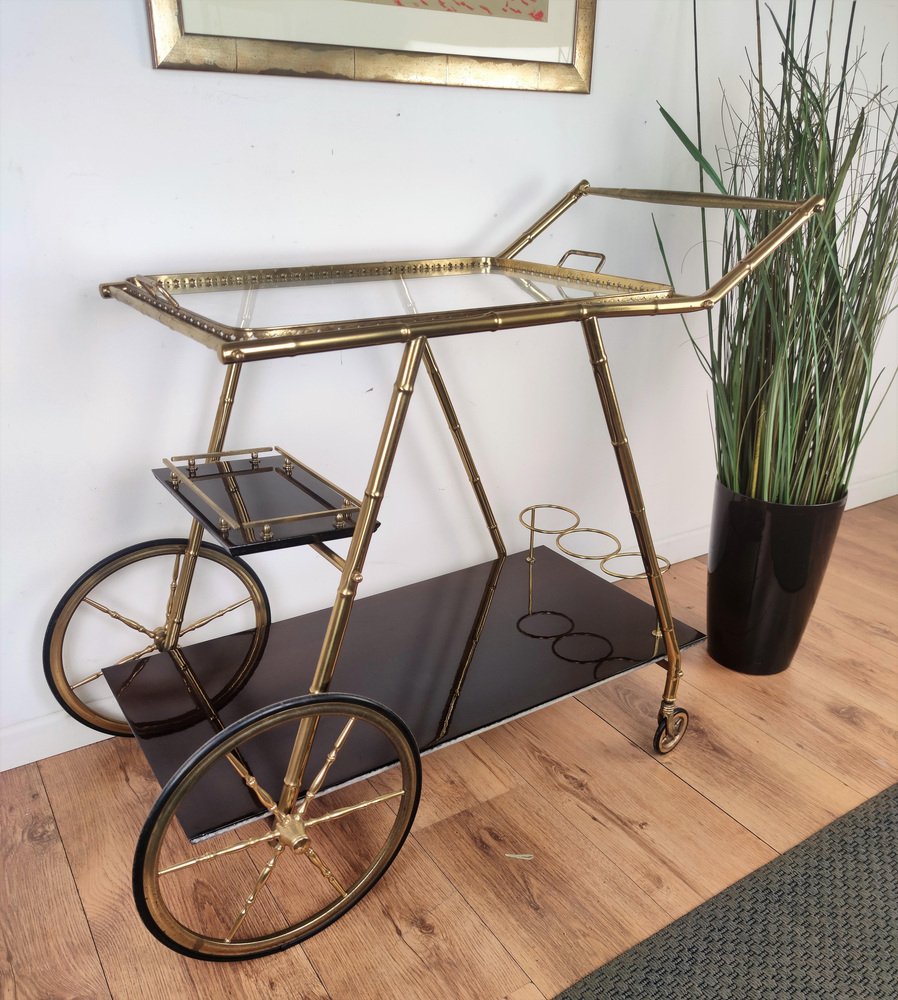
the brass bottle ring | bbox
[599,550,671,580]
[517,504,581,535]
[555,526,622,561]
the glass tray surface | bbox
[162,259,670,331]
[101,256,675,362]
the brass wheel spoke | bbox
[225,844,284,942]
[305,789,405,828]
[225,751,282,818]
[297,718,355,818]
[179,597,253,638]
[82,597,156,638]
[47,539,268,739]
[159,830,280,876]
[69,669,105,691]
[114,641,158,666]
[71,644,152,691]
[300,843,347,898]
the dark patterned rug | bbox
[555,783,898,1000]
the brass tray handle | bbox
[557,249,606,273]
[501,180,824,309]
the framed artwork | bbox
[146,0,596,92]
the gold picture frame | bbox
[146,0,596,93]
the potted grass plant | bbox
[660,0,898,673]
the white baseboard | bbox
[0,712,111,772]
[3,477,894,772]
[847,471,898,510]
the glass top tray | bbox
[100,187,823,364]
[163,260,667,329]
[100,256,674,363]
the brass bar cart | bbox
[44,183,821,961]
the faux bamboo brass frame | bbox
[101,182,823,809]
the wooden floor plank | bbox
[812,580,898,655]
[827,525,898,600]
[503,985,547,1000]
[301,833,530,1000]
[38,740,329,1000]
[413,785,670,998]
[578,667,865,852]
[846,494,898,525]
[673,647,898,797]
[656,572,897,733]
[480,697,776,920]
[0,764,111,1000]
[790,618,898,722]
[378,733,525,832]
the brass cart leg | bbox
[162,363,244,651]
[422,341,506,558]
[278,336,429,812]
[581,317,688,752]
[160,363,247,730]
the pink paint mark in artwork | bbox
[529,9,544,19]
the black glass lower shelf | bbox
[104,546,703,840]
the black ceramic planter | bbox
[706,480,846,675]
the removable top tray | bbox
[155,446,369,555]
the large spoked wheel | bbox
[134,694,421,961]
[44,539,270,736]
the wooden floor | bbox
[2,496,896,1000]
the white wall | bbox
[2,0,895,769]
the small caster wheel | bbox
[653,707,689,754]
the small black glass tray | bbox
[154,447,368,555]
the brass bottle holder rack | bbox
[41,180,823,961]
[517,503,671,676]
